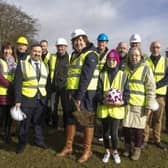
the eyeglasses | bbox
[152,46,160,49]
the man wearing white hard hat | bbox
[48,38,70,128]
[129,33,141,48]
[129,33,148,60]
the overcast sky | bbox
[6,0,168,54]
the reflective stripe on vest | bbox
[98,52,108,71]
[97,70,127,119]
[146,57,167,95]
[21,60,48,97]
[0,58,13,95]
[125,65,148,106]
[67,50,99,90]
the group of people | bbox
[0,29,168,165]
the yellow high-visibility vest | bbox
[0,58,13,95]
[43,52,51,65]
[67,50,99,90]
[146,57,167,95]
[20,59,48,97]
[125,65,149,106]
[97,70,127,119]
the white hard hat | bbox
[130,33,141,43]
[71,29,87,40]
[10,106,27,121]
[56,38,68,46]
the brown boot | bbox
[131,147,141,160]
[56,125,76,157]
[78,127,94,163]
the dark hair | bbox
[40,40,48,44]
[31,43,42,49]
[72,35,90,51]
[0,42,16,60]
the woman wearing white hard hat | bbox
[57,29,99,163]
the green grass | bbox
[0,127,168,168]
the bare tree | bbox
[0,0,39,46]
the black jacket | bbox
[150,55,161,67]
[16,50,28,62]
[52,52,69,90]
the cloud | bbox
[5,0,168,54]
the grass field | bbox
[0,125,168,168]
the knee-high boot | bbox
[78,127,94,163]
[57,125,76,157]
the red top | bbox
[0,73,13,105]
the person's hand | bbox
[103,100,124,106]
[15,103,21,109]
[144,108,152,116]
[103,99,112,106]
[113,100,124,106]
[103,99,107,105]
[74,100,81,111]
[69,94,72,100]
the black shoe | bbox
[155,142,167,151]
[16,145,25,154]
[35,143,48,149]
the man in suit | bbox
[14,44,49,154]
